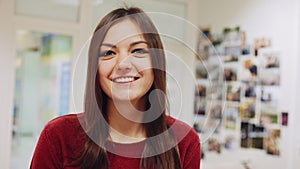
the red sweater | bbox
[30,114,200,169]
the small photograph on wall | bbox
[254,38,271,56]
[193,115,205,133]
[196,27,212,61]
[224,67,238,81]
[208,137,222,153]
[194,80,209,115]
[194,115,221,134]
[206,82,223,100]
[260,105,278,125]
[250,125,265,149]
[239,57,258,81]
[281,112,288,126]
[194,96,206,115]
[195,62,219,80]
[240,122,265,149]
[223,44,241,57]
[195,83,207,98]
[209,118,222,134]
[260,69,280,86]
[240,121,251,148]
[243,80,258,98]
[226,82,241,102]
[223,105,239,130]
[224,134,238,150]
[195,63,208,79]
[260,86,279,105]
[264,128,280,156]
[239,98,256,119]
[258,48,280,69]
[206,101,223,119]
[197,41,210,61]
[260,113,278,125]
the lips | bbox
[112,76,139,83]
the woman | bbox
[30,7,200,169]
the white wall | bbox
[292,0,300,167]
[196,0,300,168]
[0,0,15,168]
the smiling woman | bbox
[30,7,200,169]
[98,19,154,103]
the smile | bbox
[112,76,139,83]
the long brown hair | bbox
[79,7,182,169]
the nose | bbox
[116,52,132,72]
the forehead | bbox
[103,19,146,44]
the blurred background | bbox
[0,0,300,169]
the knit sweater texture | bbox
[30,114,200,169]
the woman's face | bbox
[98,19,154,103]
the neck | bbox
[106,98,147,142]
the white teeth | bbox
[114,77,135,83]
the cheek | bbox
[144,69,154,86]
[98,61,113,78]
[135,58,154,86]
[132,57,153,72]
[98,62,113,90]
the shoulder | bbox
[42,113,85,155]
[42,113,85,146]
[31,114,85,168]
[45,113,82,130]
[166,116,200,146]
[167,116,201,167]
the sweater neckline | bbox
[105,139,146,158]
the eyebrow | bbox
[101,43,116,48]
[101,41,149,48]
[130,41,149,47]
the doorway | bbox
[11,30,73,169]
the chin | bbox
[111,95,138,102]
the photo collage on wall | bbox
[193,26,282,155]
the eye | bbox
[132,48,149,55]
[99,50,116,58]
